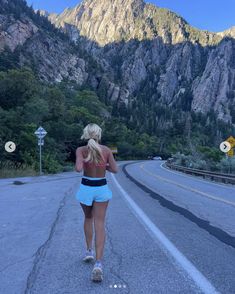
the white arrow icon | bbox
[219,141,231,153]
[5,141,16,153]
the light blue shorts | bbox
[76,176,112,206]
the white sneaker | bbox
[83,249,95,262]
[91,261,103,282]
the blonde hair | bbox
[81,123,104,164]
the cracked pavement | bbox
[1,162,235,294]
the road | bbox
[0,160,235,294]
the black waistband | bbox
[81,177,107,187]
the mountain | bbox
[0,0,90,84]
[47,0,222,46]
[0,0,235,124]
[42,0,235,123]
[218,26,235,39]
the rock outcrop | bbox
[43,0,235,123]
[0,0,89,84]
[1,0,235,123]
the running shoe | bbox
[91,260,103,282]
[83,249,95,262]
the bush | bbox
[216,157,235,174]
[62,164,75,172]
[42,154,63,174]
[171,151,235,173]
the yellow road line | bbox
[138,163,235,208]
[160,162,233,189]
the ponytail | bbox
[81,123,105,164]
[84,138,104,164]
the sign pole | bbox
[39,138,42,176]
[34,126,47,176]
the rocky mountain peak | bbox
[35,9,49,17]
[47,0,148,46]
[78,0,145,17]
[81,0,144,5]
[80,0,144,8]
[217,26,235,38]
[47,0,229,47]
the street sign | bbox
[110,146,118,154]
[226,136,235,148]
[34,126,47,139]
[38,139,44,146]
[227,149,234,157]
[34,126,47,175]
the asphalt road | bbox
[0,160,235,294]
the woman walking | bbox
[75,123,118,282]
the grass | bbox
[0,167,38,179]
[0,163,76,179]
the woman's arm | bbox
[75,147,84,172]
[106,148,118,173]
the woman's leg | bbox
[93,201,109,261]
[80,203,93,250]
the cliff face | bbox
[43,0,235,123]
[48,0,222,46]
[1,0,235,123]
[192,39,235,121]
[0,0,89,84]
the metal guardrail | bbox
[165,162,235,185]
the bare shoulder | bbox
[99,144,111,153]
[76,146,86,153]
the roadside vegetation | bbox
[0,68,160,176]
[171,151,235,174]
[0,67,234,176]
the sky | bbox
[26,0,235,32]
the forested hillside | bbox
[1,68,233,175]
[0,0,234,176]
[0,68,162,174]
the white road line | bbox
[111,173,220,294]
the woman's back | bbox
[77,144,117,178]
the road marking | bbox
[111,173,219,294]
[22,197,46,201]
[139,163,235,208]
[159,162,234,189]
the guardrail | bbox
[165,162,235,185]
